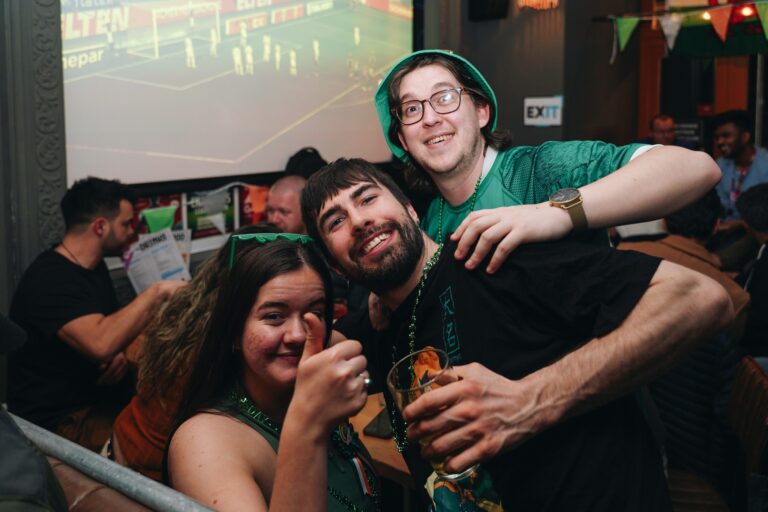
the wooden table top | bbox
[350,393,414,489]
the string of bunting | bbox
[609,0,768,57]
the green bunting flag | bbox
[141,205,178,233]
[757,2,768,41]
[617,17,640,51]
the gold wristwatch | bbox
[549,188,588,233]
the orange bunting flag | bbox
[709,5,733,42]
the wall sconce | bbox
[518,0,560,9]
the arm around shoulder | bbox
[528,259,734,426]
[403,259,734,474]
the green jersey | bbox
[422,140,646,244]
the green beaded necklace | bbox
[435,169,485,244]
[389,242,443,453]
[389,170,484,452]
[229,387,380,512]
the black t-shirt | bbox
[742,246,768,355]
[8,249,123,428]
[336,239,669,511]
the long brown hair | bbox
[136,223,278,412]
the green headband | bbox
[228,233,315,269]
[374,49,499,162]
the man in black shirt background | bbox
[9,177,185,451]
[737,183,768,357]
[302,159,734,510]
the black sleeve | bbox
[333,305,370,340]
[12,258,114,338]
[333,305,385,388]
[741,258,768,356]
[481,241,661,340]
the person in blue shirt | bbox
[713,110,768,223]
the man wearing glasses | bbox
[375,50,721,272]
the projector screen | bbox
[61,0,413,185]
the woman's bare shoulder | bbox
[168,411,276,510]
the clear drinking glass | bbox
[387,347,478,481]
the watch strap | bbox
[564,200,588,232]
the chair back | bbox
[728,357,768,474]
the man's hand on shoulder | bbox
[450,203,572,274]
[403,362,552,474]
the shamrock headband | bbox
[228,233,315,269]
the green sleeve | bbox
[529,140,647,194]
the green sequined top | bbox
[212,384,381,512]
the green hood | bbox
[374,49,498,162]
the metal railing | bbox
[11,413,213,512]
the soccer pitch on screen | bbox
[61,0,413,185]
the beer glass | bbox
[387,347,478,481]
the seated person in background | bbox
[711,110,767,270]
[284,146,328,180]
[736,184,768,356]
[619,190,747,497]
[8,177,186,452]
[642,113,697,149]
[167,236,379,511]
[303,159,733,511]
[268,169,351,317]
[619,189,749,331]
[110,223,277,481]
[266,175,307,234]
[648,114,677,145]
[714,110,768,224]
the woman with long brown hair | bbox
[167,236,379,511]
[110,223,277,480]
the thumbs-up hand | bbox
[292,313,369,432]
[300,312,326,361]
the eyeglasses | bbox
[228,232,315,269]
[393,87,471,125]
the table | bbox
[350,394,414,489]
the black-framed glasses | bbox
[228,233,314,269]
[393,87,470,125]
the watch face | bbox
[550,188,579,204]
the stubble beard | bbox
[103,239,124,257]
[342,217,425,294]
[421,129,486,190]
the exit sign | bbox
[524,96,563,127]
